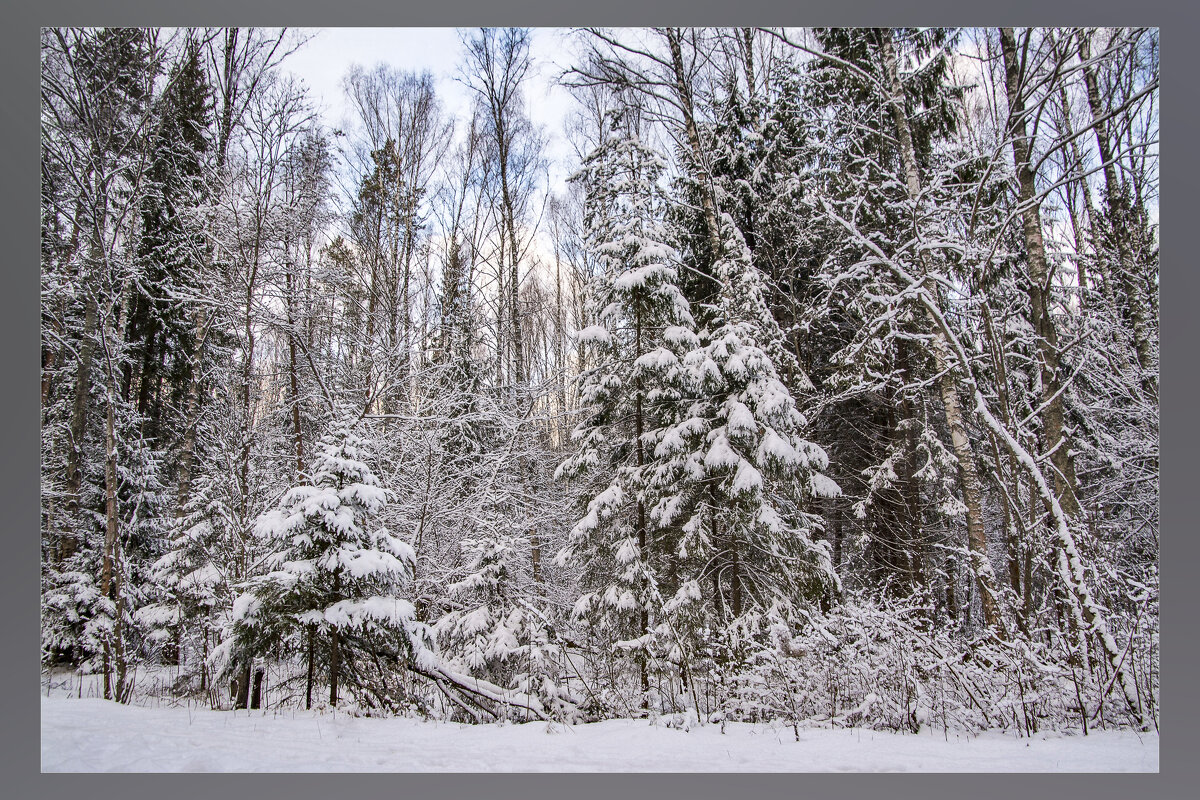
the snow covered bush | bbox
[435,530,579,721]
[725,595,1154,736]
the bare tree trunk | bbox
[1077,29,1156,393]
[496,231,507,389]
[101,391,120,700]
[1054,80,1097,305]
[98,272,138,703]
[402,202,416,401]
[554,227,568,438]
[729,532,743,618]
[64,230,104,561]
[176,308,210,512]
[305,624,315,710]
[239,259,256,563]
[364,199,382,413]
[999,27,1082,521]
[831,504,843,572]
[897,346,924,593]
[328,629,340,707]
[329,568,342,707]
[286,265,304,481]
[499,161,525,390]
[665,28,724,261]
[234,662,251,710]
[879,28,1006,636]
[215,28,240,172]
[635,300,650,708]
[251,667,264,710]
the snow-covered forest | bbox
[41,26,1158,748]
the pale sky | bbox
[283,27,579,193]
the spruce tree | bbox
[652,216,840,672]
[556,110,697,711]
[233,422,422,709]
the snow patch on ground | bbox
[40,695,1158,772]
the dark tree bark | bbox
[250,667,264,709]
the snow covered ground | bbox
[41,695,1158,772]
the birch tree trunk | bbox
[879,28,1006,636]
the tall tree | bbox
[556,111,698,710]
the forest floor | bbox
[40,693,1158,772]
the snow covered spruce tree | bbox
[651,216,841,686]
[556,108,700,714]
[230,421,424,711]
[786,27,988,617]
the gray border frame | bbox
[8,2,1192,798]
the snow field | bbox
[41,695,1158,772]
